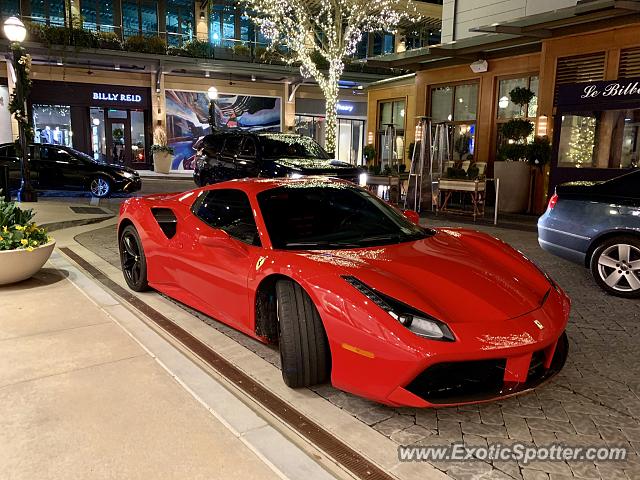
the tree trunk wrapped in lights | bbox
[242,0,419,155]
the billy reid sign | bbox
[92,91,143,103]
[557,78,640,108]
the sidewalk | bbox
[0,255,287,480]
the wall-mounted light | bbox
[200,11,206,20]
[205,71,210,78]
[251,75,256,82]
[537,115,548,137]
[367,131,374,144]
[114,64,120,70]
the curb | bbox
[42,215,115,232]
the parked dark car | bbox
[538,170,640,298]
[0,143,141,198]
[192,132,365,186]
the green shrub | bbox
[125,35,166,54]
[96,32,122,50]
[501,119,534,141]
[509,86,535,108]
[0,198,50,251]
[526,135,551,166]
[233,43,250,56]
[181,39,214,58]
[70,27,99,48]
[498,143,528,161]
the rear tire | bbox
[276,279,330,387]
[119,225,149,292]
[590,235,640,298]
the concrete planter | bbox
[494,161,531,213]
[0,240,56,285]
[153,151,173,174]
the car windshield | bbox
[260,135,330,159]
[68,148,95,163]
[257,184,434,250]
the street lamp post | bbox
[4,17,36,202]
[207,86,218,131]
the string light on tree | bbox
[567,117,596,167]
[241,0,420,155]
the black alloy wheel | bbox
[119,225,149,291]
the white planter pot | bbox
[494,161,531,213]
[153,151,173,174]
[0,240,56,285]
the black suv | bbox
[192,132,364,186]
[0,143,141,197]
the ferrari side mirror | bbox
[402,209,421,225]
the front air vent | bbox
[151,208,177,239]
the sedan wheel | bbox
[90,176,111,198]
[591,236,640,298]
[119,225,149,292]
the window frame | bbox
[376,98,407,163]
[493,73,540,158]
[429,81,480,162]
[191,188,261,246]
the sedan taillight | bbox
[547,193,559,211]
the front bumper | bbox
[392,331,568,407]
[115,176,142,193]
[321,282,571,407]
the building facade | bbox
[366,0,640,210]
[1,1,442,170]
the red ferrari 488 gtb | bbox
[118,177,570,407]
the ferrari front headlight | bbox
[342,276,454,341]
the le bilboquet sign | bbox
[557,78,640,108]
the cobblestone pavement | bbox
[76,220,640,480]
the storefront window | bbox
[0,0,20,18]
[130,110,146,163]
[372,33,394,56]
[378,100,405,166]
[90,107,107,162]
[122,0,158,38]
[29,0,66,26]
[210,1,237,46]
[33,105,72,147]
[295,115,364,165]
[430,84,478,161]
[558,110,640,169]
[431,87,453,123]
[81,0,115,32]
[497,76,538,119]
[166,0,194,46]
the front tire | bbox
[90,175,112,198]
[275,279,330,387]
[590,236,640,298]
[119,225,149,292]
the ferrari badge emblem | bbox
[534,320,544,330]
[256,256,266,271]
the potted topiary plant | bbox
[494,86,535,213]
[152,125,175,174]
[0,196,55,285]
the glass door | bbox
[105,110,131,165]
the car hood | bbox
[273,157,359,172]
[297,228,551,324]
[95,161,138,175]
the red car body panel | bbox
[119,178,570,407]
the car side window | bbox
[221,136,243,157]
[192,189,261,246]
[241,138,257,158]
[39,146,53,161]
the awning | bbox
[365,0,640,70]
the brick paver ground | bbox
[76,220,640,480]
